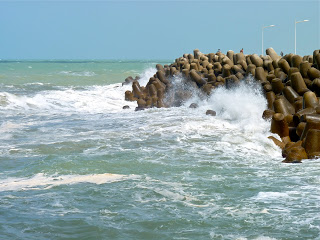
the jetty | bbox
[124,48,320,163]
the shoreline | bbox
[124,48,320,163]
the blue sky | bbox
[0,0,319,59]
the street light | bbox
[262,25,276,56]
[295,19,310,54]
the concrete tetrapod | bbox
[124,48,320,163]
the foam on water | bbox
[59,71,97,77]
[0,84,133,113]
[0,68,283,165]
[167,78,283,160]
[0,67,156,114]
[209,232,278,240]
[0,173,139,192]
[4,65,319,239]
[184,77,267,127]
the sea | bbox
[0,60,319,240]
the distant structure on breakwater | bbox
[123,48,320,163]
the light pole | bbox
[262,25,276,56]
[295,19,309,54]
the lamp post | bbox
[262,25,276,56]
[295,19,309,54]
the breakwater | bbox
[124,48,320,163]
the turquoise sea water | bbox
[0,60,320,240]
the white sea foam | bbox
[171,78,281,159]
[209,233,278,240]
[185,78,267,127]
[0,68,158,113]
[0,70,282,160]
[254,191,301,201]
[0,173,139,192]
[0,84,136,113]
[59,71,96,77]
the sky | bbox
[0,0,319,59]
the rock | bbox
[273,96,295,117]
[314,52,320,70]
[282,146,307,163]
[125,90,135,101]
[207,73,216,83]
[296,122,307,138]
[123,105,130,109]
[157,98,165,108]
[246,64,256,76]
[299,61,311,78]
[156,70,169,85]
[303,91,318,109]
[291,55,303,68]
[156,64,164,72]
[288,67,300,80]
[262,109,275,120]
[255,67,266,81]
[122,76,134,85]
[266,48,281,61]
[266,91,276,110]
[206,110,216,116]
[263,83,272,92]
[311,78,320,95]
[278,59,290,74]
[268,136,285,149]
[283,86,300,103]
[282,141,301,157]
[250,54,263,67]
[148,84,158,97]
[189,103,199,108]
[135,107,145,111]
[227,51,234,65]
[300,114,320,139]
[222,64,232,78]
[281,136,291,145]
[271,78,284,94]
[267,73,276,83]
[132,81,144,99]
[266,61,274,72]
[293,107,316,126]
[308,67,320,80]
[136,99,146,109]
[202,84,213,95]
[225,75,239,89]
[235,52,245,64]
[303,129,320,159]
[290,72,309,95]
[271,113,289,138]
[190,69,206,87]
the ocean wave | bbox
[0,83,136,113]
[0,67,158,113]
[137,67,157,86]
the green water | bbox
[0,60,169,86]
[0,61,319,240]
